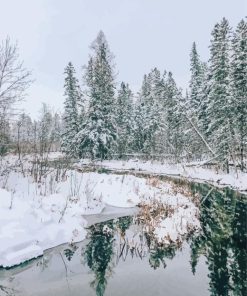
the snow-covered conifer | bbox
[61,62,81,157]
[189,42,207,117]
[164,72,184,159]
[207,18,233,170]
[231,19,247,171]
[76,31,117,160]
[116,82,134,156]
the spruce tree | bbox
[132,96,145,153]
[231,19,247,171]
[116,82,134,157]
[189,42,206,115]
[136,74,151,154]
[188,43,209,158]
[165,72,184,160]
[144,68,164,154]
[61,62,81,157]
[207,18,233,171]
[153,71,168,155]
[134,69,164,155]
[76,31,117,160]
[197,62,210,136]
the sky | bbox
[0,0,246,118]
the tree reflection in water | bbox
[83,220,115,296]
[83,200,190,295]
[0,182,245,296]
[82,183,246,296]
[190,184,247,296]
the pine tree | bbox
[132,95,145,153]
[116,82,134,157]
[133,69,164,156]
[76,31,117,160]
[165,72,184,160]
[197,62,210,136]
[151,71,167,155]
[188,43,209,159]
[144,68,164,154]
[207,18,233,171]
[189,42,206,115]
[61,62,81,157]
[132,74,150,153]
[231,19,247,171]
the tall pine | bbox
[188,43,209,158]
[207,18,233,171]
[76,31,117,160]
[231,19,247,171]
[165,72,184,160]
[189,42,206,115]
[61,62,81,157]
[116,82,134,157]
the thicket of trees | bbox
[10,104,62,157]
[61,18,246,171]
[1,18,246,172]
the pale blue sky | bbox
[0,0,246,118]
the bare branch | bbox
[0,37,32,114]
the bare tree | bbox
[0,37,32,154]
[0,37,32,111]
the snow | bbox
[0,187,88,267]
[154,205,200,243]
[1,244,43,268]
[0,155,202,268]
[0,188,12,208]
[78,159,247,192]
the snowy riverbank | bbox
[77,159,247,193]
[0,161,200,268]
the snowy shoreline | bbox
[1,154,246,268]
[0,164,200,268]
[76,159,247,193]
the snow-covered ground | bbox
[0,155,200,268]
[77,159,247,192]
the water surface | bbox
[0,182,246,296]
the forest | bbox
[0,4,246,295]
[0,17,246,173]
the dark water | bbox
[0,182,246,296]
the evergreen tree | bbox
[189,42,206,115]
[132,74,150,153]
[116,82,134,156]
[133,69,165,155]
[61,62,81,157]
[231,19,247,171]
[207,18,233,171]
[197,63,210,136]
[188,44,209,159]
[76,31,117,160]
[150,70,169,155]
[144,68,164,154]
[132,95,145,153]
[165,72,184,160]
